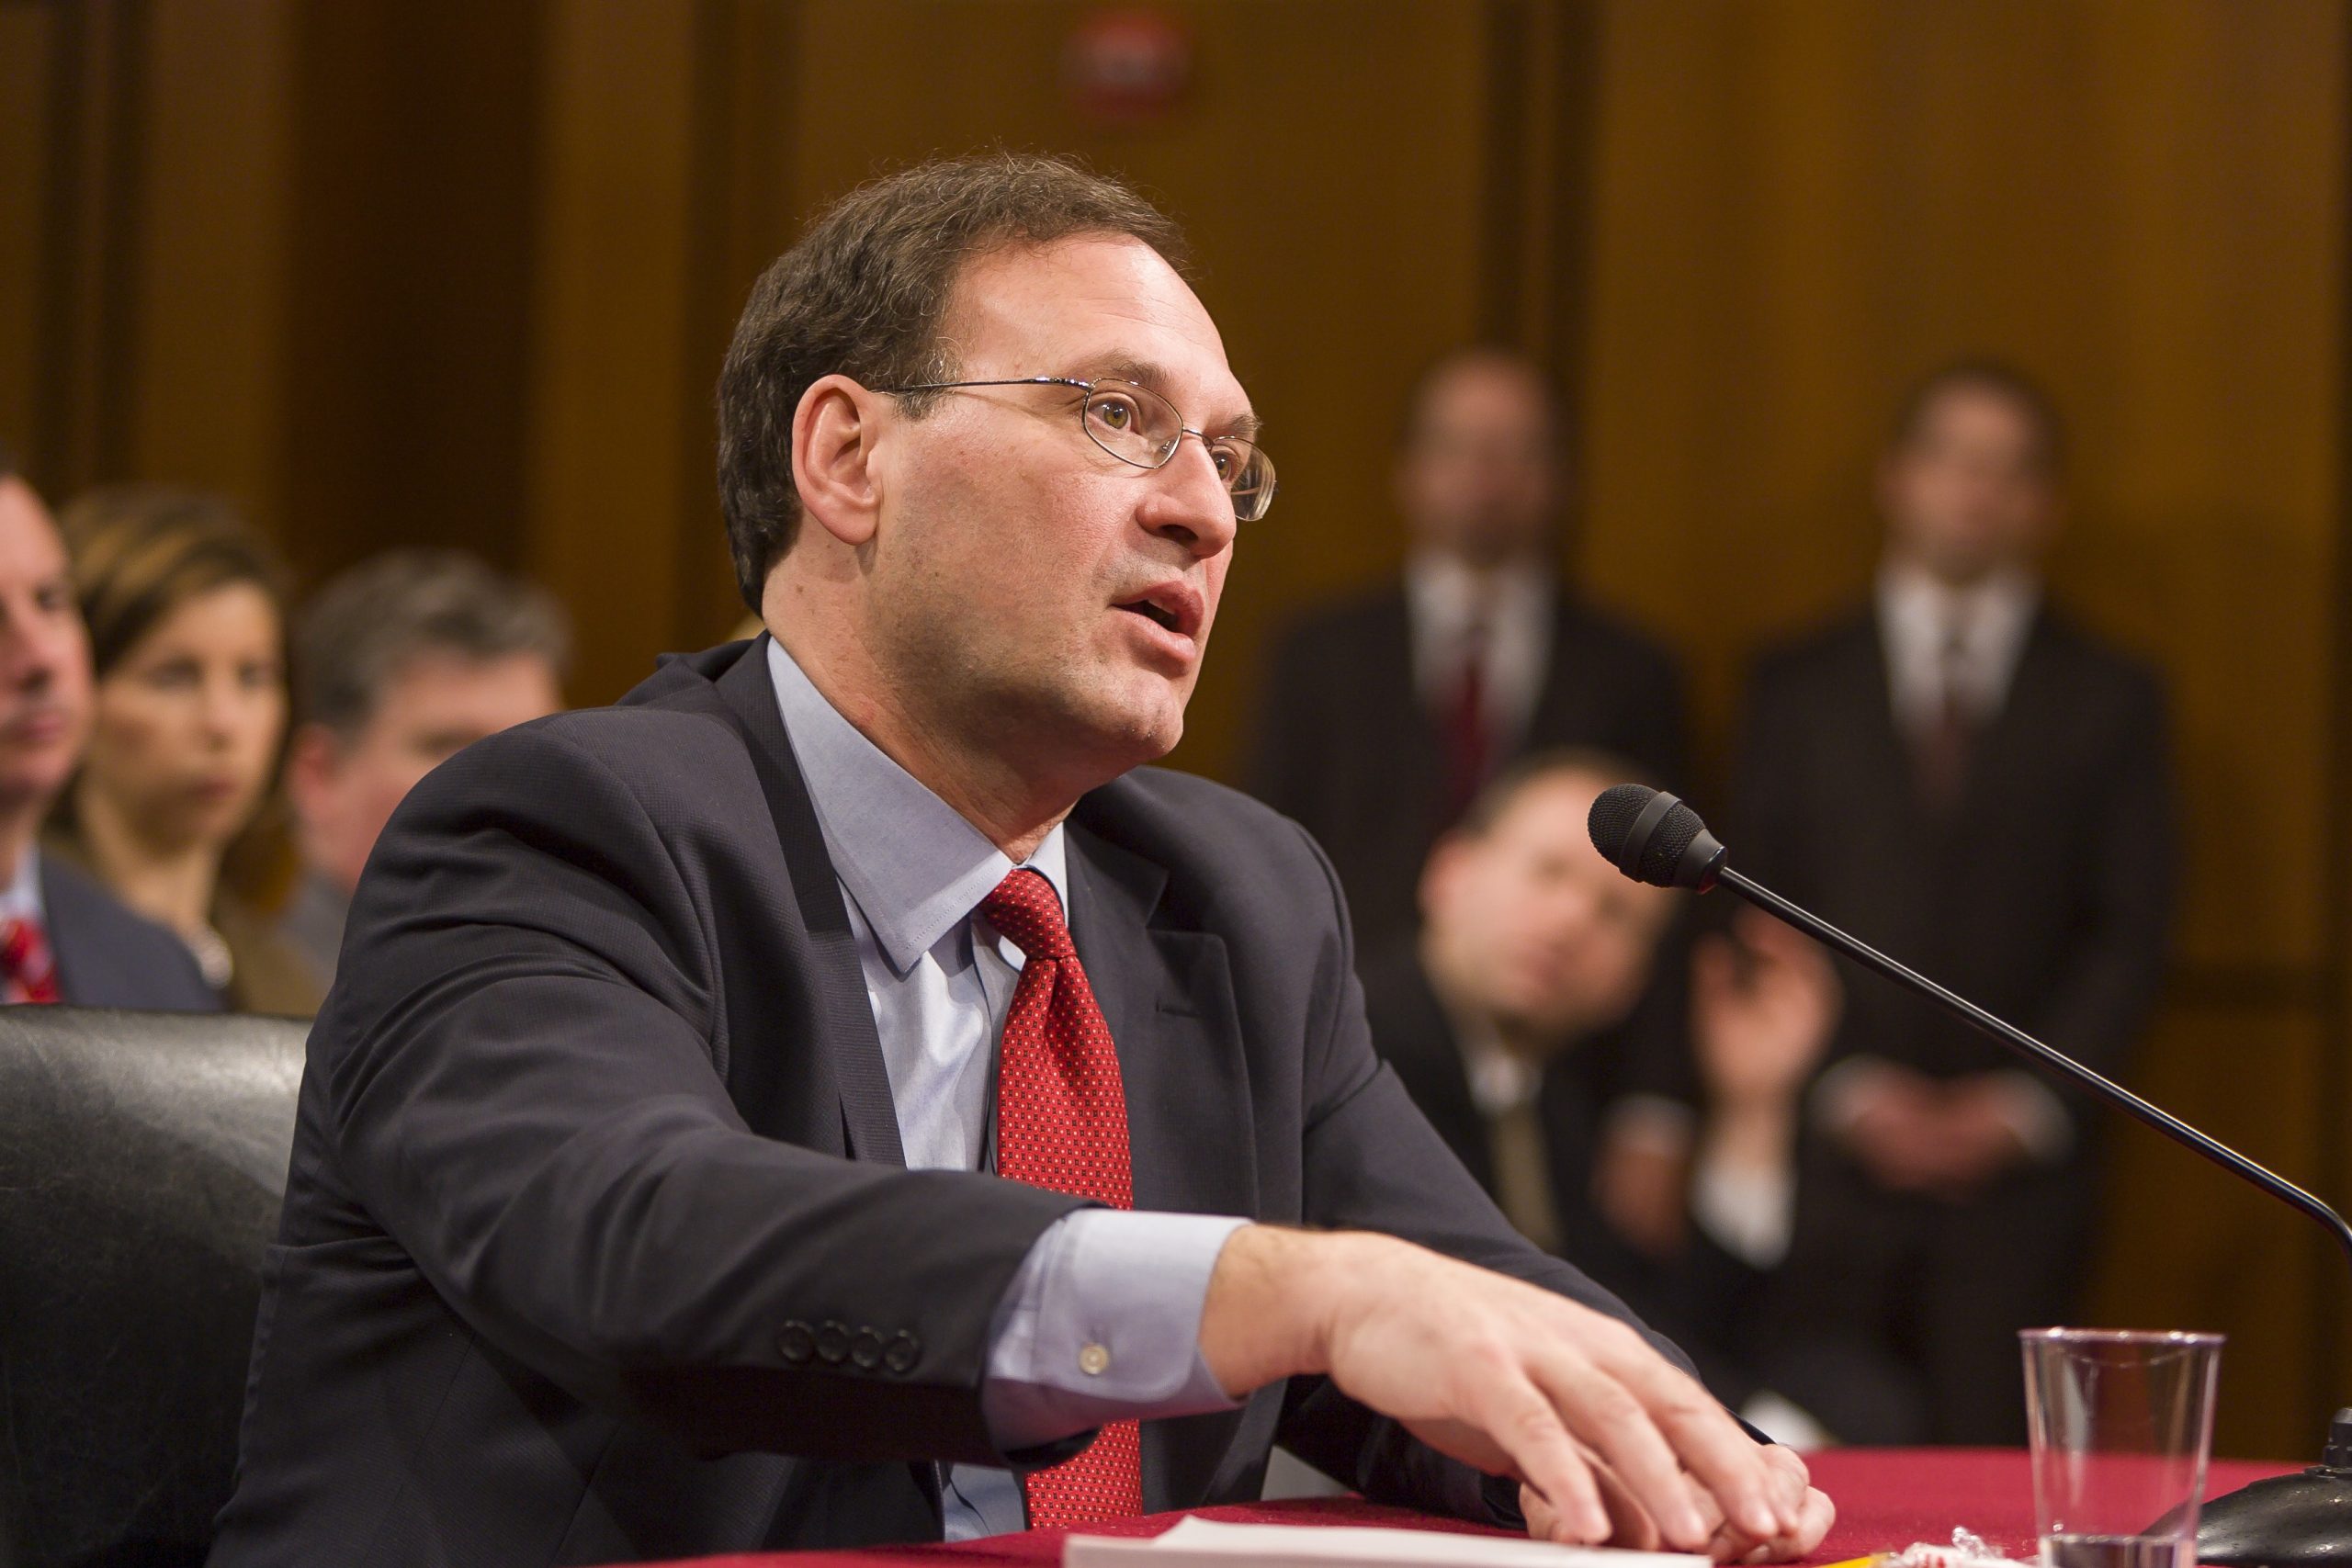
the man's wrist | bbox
[1198,1224,1358,1399]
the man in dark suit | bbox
[1725,361,2175,1444]
[1248,349,1688,947]
[1364,751,1909,1445]
[211,156,1827,1565]
[0,455,215,1010]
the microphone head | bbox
[1587,783,1728,891]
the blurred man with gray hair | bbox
[280,549,570,988]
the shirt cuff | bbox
[1809,1054,1902,1135]
[1984,1069,2075,1163]
[982,1210,1250,1454]
[1690,1144,1797,1269]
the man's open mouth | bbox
[1119,599,1182,632]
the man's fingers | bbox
[1528,1351,1708,1549]
[1577,1445,1666,1551]
[1470,1367,1610,1542]
[1578,1338,1791,1540]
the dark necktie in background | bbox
[982,869,1146,1529]
[1912,622,1977,818]
[1439,617,1493,828]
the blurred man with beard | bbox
[0,451,215,1009]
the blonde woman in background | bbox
[50,486,321,1014]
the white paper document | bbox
[1064,1516,1713,1568]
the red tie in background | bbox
[1438,620,1492,827]
[980,868,1145,1529]
[1913,625,1975,818]
[1,914,59,1005]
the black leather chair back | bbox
[0,1008,307,1568]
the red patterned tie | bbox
[1,915,59,1004]
[981,868,1145,1529]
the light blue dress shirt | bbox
[766,639,1245,1539]
[0,846,43,928]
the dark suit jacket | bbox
[1247,584,1689,947]
[42,855,219,1011]
[210,638,1694,1567]
[1732,606,2173,1101]
[1363,942,1649,1284]
[1358,943,1926,1443]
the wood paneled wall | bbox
[2,0,2345,1461]
[1578,0,2348,1458]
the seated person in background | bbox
[211,153,1827,1564]
[49,486,318,1014]
[1368,750,1689,1274]
[1247,347,1687,949]
[279,548,569,990]
[0,452,214,1009]
[1369,751,1895,1443]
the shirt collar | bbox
[1406,550,1551,636]
[765,637,1069,977]
[0,843,42,929]
[1877,558,2039,649]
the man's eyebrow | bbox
[1089,356,1261,440]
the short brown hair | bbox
[1891,358,2066,477]
[294,549,571,736]
[1454,746,1653,840]
[715,152,1191,611]
[57,485,290,680]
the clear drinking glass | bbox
[2020,1328,2224,1568]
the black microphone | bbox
[1589,783,2352,1567]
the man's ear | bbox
[1418,831,1472,923]
[283,722,342,818]
[791,374,887,547]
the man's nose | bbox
[0,618,62,690]
[1142,437,1238,558]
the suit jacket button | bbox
[776,1321,816,1364]
[884,1331,921,1373]
[815,1320,852,1364]
[851,1327,885,1370]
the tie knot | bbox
[981,868,1075,963]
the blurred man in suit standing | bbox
[1726,362,2174,1444]
[1248,349,1687,947]
[0,452,216,1010]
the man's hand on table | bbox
[1523,1443,1834,1562]
[1198,1226,1822,1556]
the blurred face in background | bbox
[1879,382,2060,587]
[1394,355,1561,570]
[288,649,563,894]
[84,581,285,855]
[0,481,91,825]
[1419,769,1677,1053]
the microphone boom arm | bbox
[1713,863,2352,1280]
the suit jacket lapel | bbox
[712,641,907,1168]
[1851,619,1923,822]
[1063,817,1256,1514]
[1062,822,1256,1219]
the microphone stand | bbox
[1710,863,2352,1566]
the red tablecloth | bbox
[638,1450,2301,1568]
